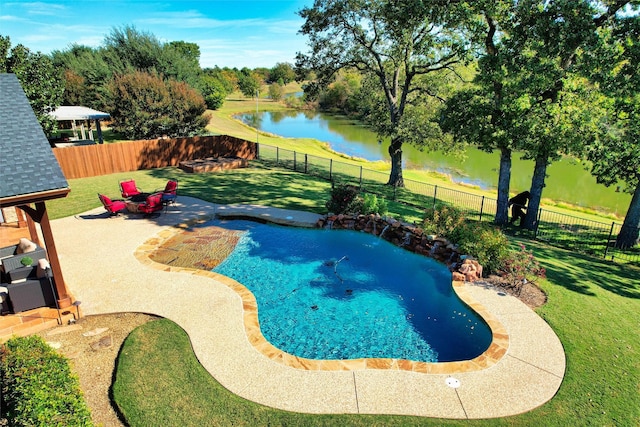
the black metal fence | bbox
[256,143,640,264]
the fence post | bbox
[359,166,363,188]
[479,196,485,222]
[294,151,297,171]
[535,208,542,239]
[256,142,260,160]
[433,185,438,209]
[604,221,615,259]
[304,154,308,174]
[329,159,333,181]
[276,147,279,165]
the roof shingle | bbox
[0,73,69,201]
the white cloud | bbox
[5,2,67,16]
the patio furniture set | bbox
[98,179,178,217]
[0,238,57,314]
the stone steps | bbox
[0,307,75,343]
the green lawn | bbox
[47,166,640,426]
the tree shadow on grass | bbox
[530,242,640,300]
[145,164,330,213]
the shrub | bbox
[500,243,547,291]
[362,193,388,216]
[421,206,510,274]
[326,184,360,214]
[106,70,208,139]
[456,222,510,274]
[0,335,93,426]
[421,205,467,238]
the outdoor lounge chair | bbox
[98,193,127,216]
[137,192,164,215]
[159,179,178,210]
[119,179,142,199]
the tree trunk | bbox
[495,146,512,225]
[616,182,640,249]
[524,154,549,230]
[387,137,404,187]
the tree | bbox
[101,26,201,87]
[52,44,112,108]
[297,0,469,187]
[105,71,208,139]
[583,10,640,248]
[440,1,632,226]
[268,83,284,101]
[238,72,261,98]
[198,74,227,110]
[269,62,296,85]
[506,0,631,230]
[1,35,63,135]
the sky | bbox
[0,0,313,69]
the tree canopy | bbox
[440,0,636,226]
[1,35,63,135]
[297,0,470,187]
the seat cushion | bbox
[17,238,37,254]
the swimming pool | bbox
[212,219,492,363]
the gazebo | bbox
[48,105,110,144]
[0,73,73,310]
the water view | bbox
[238,110,631,215]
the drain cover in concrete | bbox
[446,377,461,388]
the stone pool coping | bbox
[53,198,566,419]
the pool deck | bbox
[51,197,565,419]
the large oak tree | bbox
[296,0,469,187]
[441,1,633,226]
[584,10,640,248]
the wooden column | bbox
[19,202,72,309]
[15,206,27,228]
[37,203,72,308]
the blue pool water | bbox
[212,220,492,362]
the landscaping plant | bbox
[0,335,93,426]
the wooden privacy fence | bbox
[52,135,257,179]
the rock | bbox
[458,259,483,282]
[90,335,113,351]
[452,272,466,281]
[83,327,109,337]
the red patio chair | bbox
[119,179,142,199]
[160,179,178,209]
[98,194,127,216]
[137,192,164,215]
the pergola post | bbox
[95,119,104,144]
[19,202,72,309]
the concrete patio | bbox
[50,196,565,419]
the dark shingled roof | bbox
[0,73,69,204]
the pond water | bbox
[238,110,631,215]
[212,219,492,362]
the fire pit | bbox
[178,157,248,173]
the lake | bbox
[238,110,631,216]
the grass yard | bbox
[46,165,640,426]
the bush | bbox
[362,193,388,216]
[326,184,360,214]
[0,335,93,426]
[421,205,467,238]
[106,70,209,139]
[455,222,510,274]
[500,243,547,290]
[421,206,509,274]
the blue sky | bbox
[0,0,313,68]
